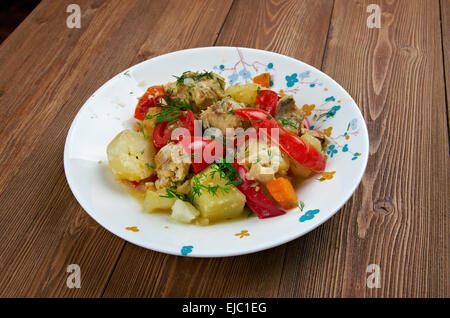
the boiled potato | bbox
[277,153,290,175]
[170,199,200,224]
[301,134,322,152]
[225,83,261,106]
[143,189,176,213]
[289,158,311,178]
[143,107,161,138]
[191,166,246,221]
[107,129,156,181]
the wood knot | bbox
[34,17,48,24]
[373,199,394,215]
[91,0,104,9]
[137,49,154,61]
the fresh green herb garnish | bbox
[160,188,190,202]
[175,71,214,86]
[209,159,243,187]
[278,116,299,129]
[145,91,193,125]
[137,121,148,139]
[289,201,305,211]
[267,149,274,160]
[216,77,225,89]
[145,163,155,170]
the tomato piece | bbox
[134,97,159,120]
[178,137,223,173]
[233,108,327,173]
[152,110,197,149]
[255,90,280,116]
[134,85,165,120]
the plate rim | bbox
[64,46,370,257]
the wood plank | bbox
[277,0,449,297]
[0,0,233,297]
[441,0,450,132]
[103,0,334,297]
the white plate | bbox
[64,47,369,257]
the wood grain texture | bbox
[102,0,335,298]
[0,0,448,298]
[0,0,233,297]
[441,0,450,132]
[277,0,449,297]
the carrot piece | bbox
[265,177,298,209]
[253,73,271,88]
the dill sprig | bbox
[188,170,230,202]
[145,91,193,125]
[209,159,243,187]
[278,116,299,130]
[289,201,305,211]
[175,71,214,86]
[160,188,191,203]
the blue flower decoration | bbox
[325,96,336,102]
[285,73,299,87]
[298,71,310,79]
[228,73,239,85]
[267,62,274,69]
[181,245,193,256]
[350,118,358,130]
[309,83,316,88]
[219,64,225,70]
[299,209,320,222]
[352,153,361,160]
[239,68,252,80]
[269,80,274,87]
[327,144,338,158]
[342,144,349,152]
[326,105,341,118]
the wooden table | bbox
[0,0,448,298]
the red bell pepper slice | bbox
[233,163,285,219]
[233,108,326,173]
[178,137,224,173]
[255,90,280,116]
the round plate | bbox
[64,47,369,257]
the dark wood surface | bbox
[0,0,448,297]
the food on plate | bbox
[106,70,329,225]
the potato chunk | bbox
[107,130,155,181]
[225,83,261,106]
[300,134,322,152]
[170,199,200,224]
[191,167,246,221]
[143,189,176,213]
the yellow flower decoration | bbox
[319,171,336,182]
[235,230,250,238]
[301,104,316,116]
[125,226,139,232]
[323,126,333,137]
